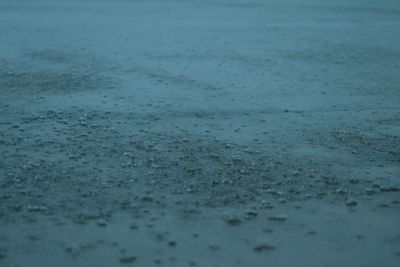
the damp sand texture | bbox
[0,0,400,266]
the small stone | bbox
[65,244,81,256]
[27,205,47,212]
[13,204,22,212]
[97,219,107,227]
[377,203,389,208]
[335,188,347,194]
[307,230,317,236]
[263,228,274,233]
[278,198,287,203]
[380,186,400,192]
[346,199,357,207]
[119,255,137,264]
[141,195,154,202]
[268,215,287,221]
[168,241,177,247]
[225,143,234,148]
[244,210,258,219]
[372,183,380,188]
[254,243,276,252]
[350,178,359,184]
[365,188,375,195]
[129,223,138,230]
[223,215,242,226]
[0,250,6,259]
[260,200,274,209]
[209,245,221,251]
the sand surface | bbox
[0,0,400,266]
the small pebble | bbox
[129,223,138,230]
[268,215,287,221]
[119,255,137,264]
[244,210,258,219]
[346,199,357,207]
[223,214,242,226]
[209,245,221,251]
[168,241,177,247]
[141,196,154,202]
[97,219,107,227]
[254,243,276,252]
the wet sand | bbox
[0,0,399,266]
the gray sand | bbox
[0,0,399,266]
